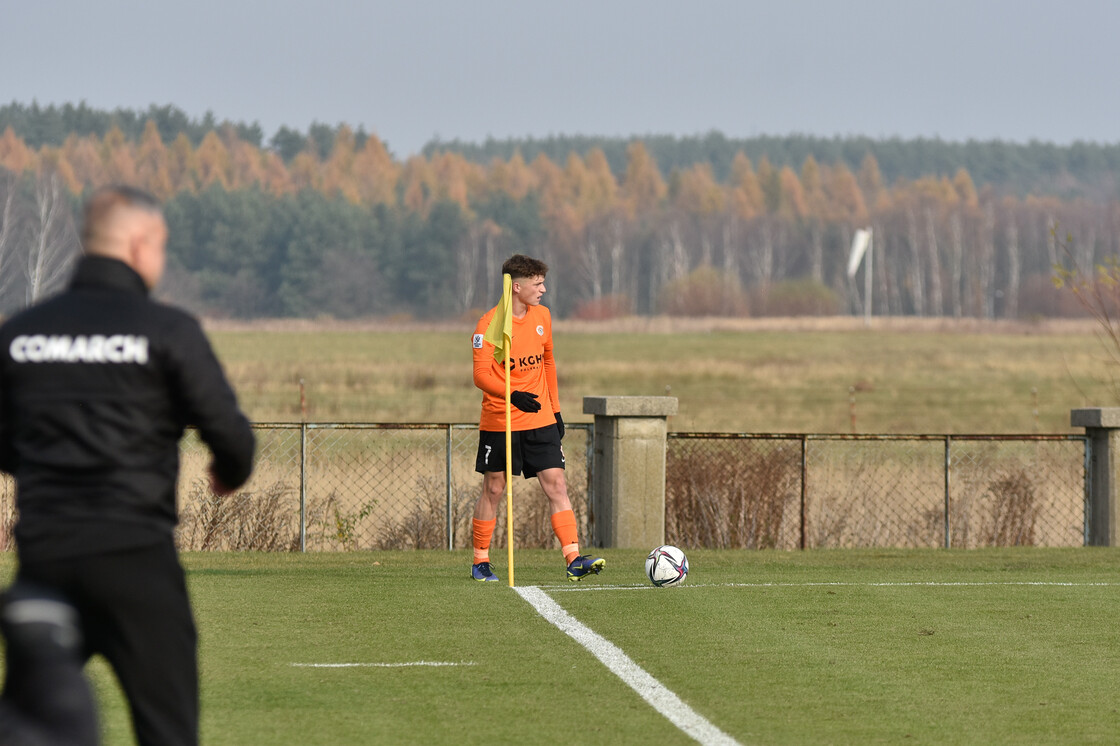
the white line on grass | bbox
[515,585,742,746]
[290,661,476,668]
[544,580,1120,592]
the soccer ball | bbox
[645,545,688,587]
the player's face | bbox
[514,275,546,306]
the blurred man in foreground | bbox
[0,185,255,745]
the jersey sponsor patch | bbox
[9,334,150,364]
[472,333,484,349]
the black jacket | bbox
[0,256,255,562]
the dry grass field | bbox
[206,315,1118,434]
[6,316,1102,553]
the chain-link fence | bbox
[175,423,592,552]
[666,433,1088,549]
[0,427,1089,552]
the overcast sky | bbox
[3,0,1117,158]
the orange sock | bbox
[550,510,580,564]
[472,518,496,563]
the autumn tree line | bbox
[0,101,1117,320]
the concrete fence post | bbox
[1071,407,1120,546]
[583,395,678,549]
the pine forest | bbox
[0,101,1117,321]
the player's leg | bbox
[536,467,572,514]
[82,542,199,746]
[472,430,517,582]
[474,469,507,522]
[470,471,504,581]
[523,426,604,581]
[537,466,577,559]
[525,428,575,559]
[536,466,603,579]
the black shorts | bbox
[475,424,565,478]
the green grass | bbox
[207,320,1120,433]
[5,549,1120,744]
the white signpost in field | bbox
[848,227,873,327]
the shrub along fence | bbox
[665,433,1087,550]
[0,425,1087,552]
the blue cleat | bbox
[471,562,499,582]
[566,555,605,582]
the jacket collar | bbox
[69,255,150,296]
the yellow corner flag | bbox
[483,274,513,362]
[484,274,516,586]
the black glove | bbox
[510,390,541,413]
[554,412,565,440]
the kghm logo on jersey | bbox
[508,353,543,372]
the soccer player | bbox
[470,254,604,582]
[0,185,256,746]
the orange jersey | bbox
[472,303,560,432]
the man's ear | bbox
[127,232,145,269]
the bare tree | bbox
[578,211,628,303]
[1079,225,1098,277]
[666,220,688,282]
[25,172,79,305]
[1054,228,1120,396]
[483,223,503,300]
[456,219,498,313]
[925,206,943,316]
[949,211,964,319]
[808,222,824,284]
[1045,214,1059,269]
[978,202,996,318]
[1004,215,1020,319]
[579,233,603,301]
[607,214,626,298]
[906,206,925,315]
[750,218,774,288]
[721,216,742,315]
[0,172,21,308]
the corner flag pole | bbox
[504,331,514,587]
[483,274,515,586]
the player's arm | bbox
[472,326,541,412]
[543,344,560,414]
[473,341,540,411]
[471,340,507,399]
[166,315,256,490]
[543,322,563,435]
[471,312,514,398]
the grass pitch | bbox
[6,549,1120,744]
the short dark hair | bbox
[502,254,548,281]
[81,185,163,247]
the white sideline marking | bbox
[515,586,741,746]
[291,661,476,668]
[545,580,1120,592]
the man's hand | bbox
[510,391,541,413]
[210,466,236,496]
[555,412,565,439]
